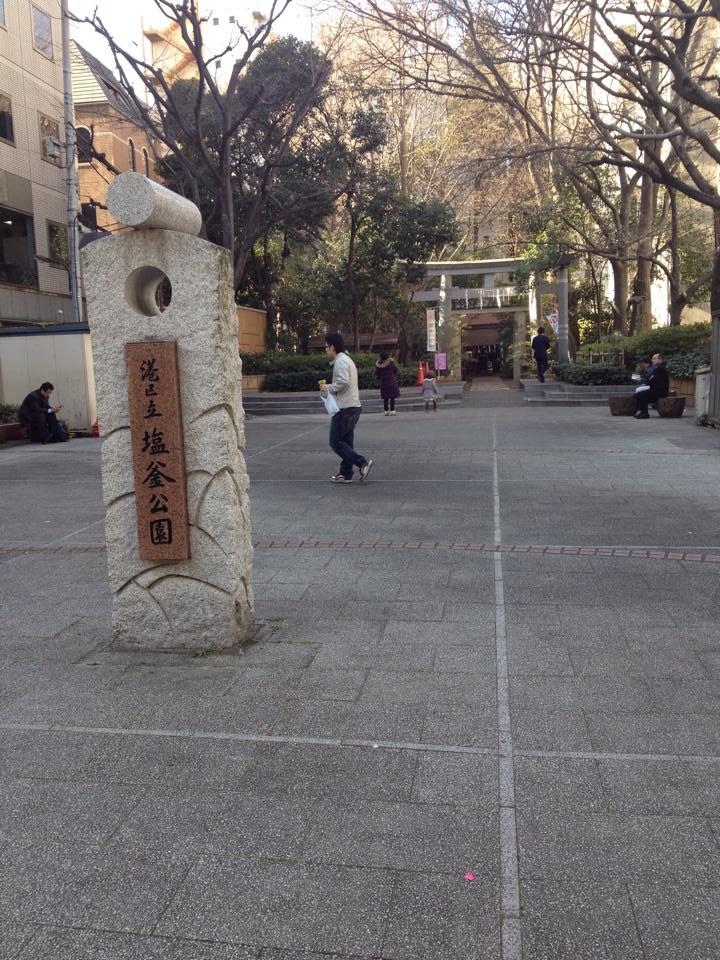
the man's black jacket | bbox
[18,389,48,426]
[649,364,670,397]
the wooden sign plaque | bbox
[125,340,190,561]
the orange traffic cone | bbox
[416,360,425,386]
[425,360,430,374]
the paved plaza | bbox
[1,390,720,959]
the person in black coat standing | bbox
[375,352,401,415]
[531,326,551,382]
[635,352,670,418]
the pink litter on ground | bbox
[464,873,475,881]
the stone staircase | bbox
[242,382,466,416]
[520,379,637,406]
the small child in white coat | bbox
[421,374,441,411]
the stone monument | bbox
[81,172,255,651]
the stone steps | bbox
[242,384,466,416]
[519,378,637,406]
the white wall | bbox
[0,331,97,429]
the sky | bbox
[70,0,316,64]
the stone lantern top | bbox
[107,172,202,237]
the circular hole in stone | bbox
[124,266,172,316]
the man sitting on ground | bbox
[635,353,669,419]
[18,382,68,443]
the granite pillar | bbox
[81,173,254,651]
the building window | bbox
[212,17,219,25]
[0,206,38,287]
[47,222,68,269]
[128,138,136,171]
[0,92,13,145]
[229,15,235,23]
[142,147,150,177]
[76,126,92,163]
[32,5,55,60]
[0,0,6,30]
[39,114,62,165]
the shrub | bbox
[664,349,711,379]
[581,322,710,366]
[263,364,418,392]
[240,350,383,376]
[554,364,632,385]
[0,403,18,424]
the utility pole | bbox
[61,0,82,323]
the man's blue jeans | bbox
[329,407,366,479]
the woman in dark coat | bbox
[375,352,401,415]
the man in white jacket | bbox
[319,333,373,483]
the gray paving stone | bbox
[0,779,141,845]
[293,668,368,702]
[0,730,108,780]
[86,735,256,789]
[303,797,498,874]
[597,758,720,815]
[381,872,499,960]
[0,843,192,931]
[270,700,425,743]
[514,757,607,812]
[360,671,496,708]
[134,693,283,736]
[0,920,34,960]
[510,676,655,713]
[240,743,417,802]
[585,711,720,756]
[111,790,311,860]
[411,753,498,807]
[521,880,644,959]
[17,929,257,959]
[517,811,720,883]
[629,882,720,960]
[156,858,393,955]
[420,705,498,749]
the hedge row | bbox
[263,365,419,392]
[554,364,632,385]
[581,323,711,366]
[240,351,381,375]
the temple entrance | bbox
[408,256,571,381]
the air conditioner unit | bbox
[45,136,61,159]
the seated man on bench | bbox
[18,382,68,443]
[635,353,669,419]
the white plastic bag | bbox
[322,392,339,415]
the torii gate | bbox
[409,257,570,379]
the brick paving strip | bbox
[1,541,719,562]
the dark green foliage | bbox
[555,364,632,385]
[0,403,18,423]
[664,350,711,379]
[262,363,417,391]
[581,323,710,365]
[240,351,380,375]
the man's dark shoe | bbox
[358,459,374,481]
[330,473,353,483]
[634,412,649,419]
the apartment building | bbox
[0,0,73,324]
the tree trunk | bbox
[346,196,360,352]
[709,208,720,421]
[610,258,628,333]
[632,172,658,333]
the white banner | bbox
[426,309,437,351]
